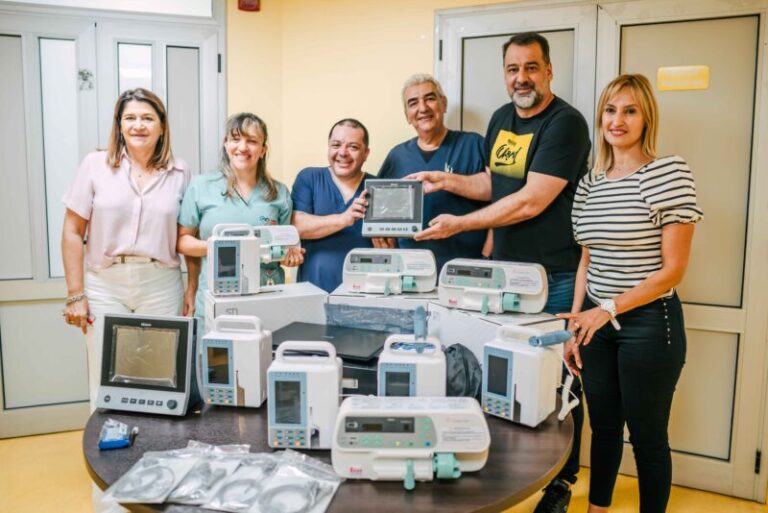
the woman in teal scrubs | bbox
[178,112,303,327]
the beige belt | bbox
[113,255,156,264]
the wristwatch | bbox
[599,299,622,330]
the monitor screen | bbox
[384,371,411,397]
[109,326,179,388]
[275,381,302,425]
[207,347,230,385]
[371,186,414,220]
[217,246,237,278]
[487,355,508,396]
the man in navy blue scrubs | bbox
[291,119,374,292]
[378,74,489,272]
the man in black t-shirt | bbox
[411,32,590,513]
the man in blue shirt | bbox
[378,74,489,272]
[291,119,374,292]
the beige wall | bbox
[226,0,513,185]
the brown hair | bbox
[594,74,659,175]
[220,112,279,202]
[106,88,173,169]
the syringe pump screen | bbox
[275,381,302,424]
[371,187,413,219]
[217,247,237,278]
[109,326,178,388]
[487,355,507,396]
[384,372,411,397]
[207,347,230,385]
[345,417,415,433]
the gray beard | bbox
[512,90,541,110]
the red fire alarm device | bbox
[238,0,260,12]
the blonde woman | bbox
[62,88,191,408]
[562,74,703,513]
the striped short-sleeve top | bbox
[572,155,703,301]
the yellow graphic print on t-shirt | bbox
[490,130,533,179]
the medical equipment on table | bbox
[96,313,199,416]
[272,322,387,396]
[207,223,301,296]
[104,448,201,504]
[332,396,490,490]
[377,335,445,397]
[253,224,300,262]
[362,179,424,237]
[482,323,573,428]
[438,258,548,314]
[98,418,137,450]
[342,248,437,295]
[199,315,272,408]
[208,224,262,296]
[268,341,343,449]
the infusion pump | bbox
[482,323,565,427]
[207,223,300,296]
[377,335,446,397]
[342,248,436,295]
[438,258,548,314]
[332,396,490,490]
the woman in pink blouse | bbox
[61,88,192,408]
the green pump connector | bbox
[433,452,461,479]
[502,292,520,312]
[383,279,391,296]
[404,458,416,490]
[401,275,417,292]
[270,246,286,261]
[480,294,490,315]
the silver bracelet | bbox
[65,293,87,305]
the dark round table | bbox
[84,403,572,513]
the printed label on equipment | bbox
[507,267,543,294]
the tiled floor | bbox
[1,429,767,513]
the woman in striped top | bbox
[561,74,703,513]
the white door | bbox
[597,0,768,501]
[436,1,596,136]
[96,20,222,176]
[0,4,224,438]
[0,11,97,438]
[437,0,768,500]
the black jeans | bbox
[580,294,686,513]
[543,271,583,485]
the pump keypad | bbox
[205,387,235,405]
[482,396,511,418]
[269,429,308,448]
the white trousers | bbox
[85,262,182,410]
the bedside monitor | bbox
[96,314,199,416]
[363,179,423,237]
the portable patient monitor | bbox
[199,315,272,408]
[438,258,548,314]
[96,314,198,416]
[362,179,423,237]
[268,341,343,449]
[482,324,565,427]
[332,396,490,490]
[342,248,437,295]
[207,223,301,296]
[377,335,445,397]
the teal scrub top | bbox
[178,171,293,318]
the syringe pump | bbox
[482,324,568,427]
[199,315,272,408]
[267,341,342,449]
[438,258,548,314]
[377,335,445,397]
[342,248,437,295]
[332,396,490,490]
[207,224,301,296]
